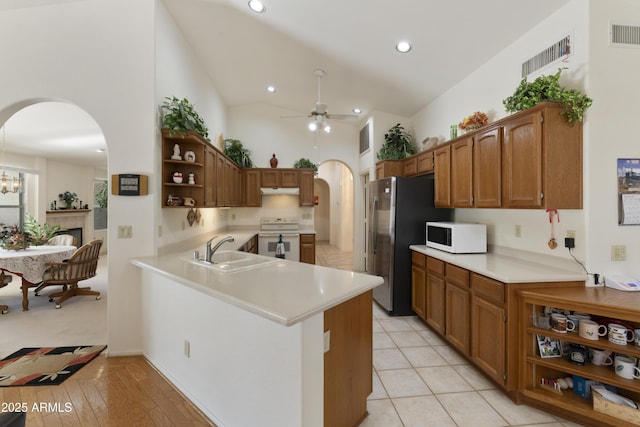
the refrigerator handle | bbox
[371,196,378,255]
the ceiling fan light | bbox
[308,122,318,132]
[248,0,266,13]
[323,124,331,133]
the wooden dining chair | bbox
[0,271,12,314]
[40,239,102,309]
[47,234,77,246]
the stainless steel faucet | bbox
[204,235,234,263]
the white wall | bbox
[0,0,157,355]
[155,1,230,250]
[410,0,590,265]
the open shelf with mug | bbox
[518,286,640,427]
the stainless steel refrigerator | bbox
[367,175,451,315]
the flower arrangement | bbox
[0,225,29,251]
[23,213,62,246]
[458,111,489,131]
[58,191,78,209]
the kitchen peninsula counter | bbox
[131,250,381,427]
[409,245,587,283]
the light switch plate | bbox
[117,225,132,238]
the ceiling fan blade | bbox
[280,114,312,119]
[325,113,359,120]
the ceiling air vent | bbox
[610,21,640,48]
[521,35,572,78]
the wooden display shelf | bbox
[527,326,640,359]
[163,183,203,188]
[163,159,204,167]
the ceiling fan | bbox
[282,69,358,133]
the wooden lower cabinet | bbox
[324,290,372,427]
[300,233,316,264]
[411,250,584,396]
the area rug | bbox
[0,345,106,386]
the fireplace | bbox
[57,227,82,247]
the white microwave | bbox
[426,222,487,254]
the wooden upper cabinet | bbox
[299,170,314,207]
[375,160,404,179]
[416,150,434,174]
[203,146,218,207]
[244,169,261,207]
[403,157,417,176]
[261,169,298,188]
[502,103,582,209]
[433,145,451,207]
[450,138,474,207]
[473,126,502,208]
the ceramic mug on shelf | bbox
[608,323,634,345]
[614,355,640,379]
[579,319,607,340]
[550,313,575,333]
[635,329,640,347]
[589,348,613,366]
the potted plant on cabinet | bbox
[224,139,254,168]
[502,67,592,123]
[376,123,416,161]
[293,158,318,172]
[160,96,209,139]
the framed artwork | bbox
[537,335,562,358]
[617,158,640,225]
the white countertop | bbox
[409,245,587,283]
[132,250,382,327]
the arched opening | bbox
[0,100,108,357]
[315,160,354,270]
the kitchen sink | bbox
[182,250,280,273]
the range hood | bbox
[260,187,300,196]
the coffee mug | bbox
[579,319,607,340]
[551,313,575,333]
[608,323,634,345]
[635,329,640,347]
[614,355,640,379]
[590,348,613,366]
[568,313,591,329]
[530,313,550,329]
[183,197,195,207]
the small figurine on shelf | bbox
[173,172,183,183]
[171,143,181,160]
[188,172,195,185]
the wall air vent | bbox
[521,35,572,78]
[610,21,640,48]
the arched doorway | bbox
[0,100,108,357]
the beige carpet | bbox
[0,256,107,359]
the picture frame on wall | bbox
[617,158,640,225]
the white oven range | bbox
[258,217,300,262]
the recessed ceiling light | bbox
[248,0,266,13]
[395,41,412,53]
[353,108,362,114]
[96,148,106,153]
[266,85,276,93]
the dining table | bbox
[0,245,77,311]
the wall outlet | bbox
[184,340,190,358]
[514,224,521,238]
[117,225,132,238]
[566,229,576,239]
[611,245,627,261]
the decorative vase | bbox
[270,154,278,168]
[65,200,73,209]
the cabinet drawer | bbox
[445,263,469,288]
[411,251,426,267]
[471,273,505,305]
[300,234,315,244]
[426,257,445,276]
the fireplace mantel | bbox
[46,209,92,215]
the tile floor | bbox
[314,242,584,427]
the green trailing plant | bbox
[161,96,209,139]
[23,213,62,245]
[376,123,416,161]
[224,139,254,168]
[293,158,318,172]
[502,68,592,123]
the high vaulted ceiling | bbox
[3,0,570,168]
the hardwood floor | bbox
[0,355,213,427]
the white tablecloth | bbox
[0,245,77,283]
